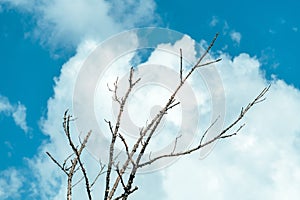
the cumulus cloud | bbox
[28,30,159,199]
[27,27,300,200]
[0,95,29,133]
[25,45,86,199]
[0,0,156,198]
[0,0,158,52]
[161,51,300,199]
[3,1,299,199]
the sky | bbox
[0,0,300,199]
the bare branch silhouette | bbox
[47,111,104,200]
[48,33,270,200]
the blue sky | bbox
[0,0,300,199]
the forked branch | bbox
[104,67,141,200]
[137,84,270,168]
[47,111,104,200]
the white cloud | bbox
[3,2,300,199]
[28,36,135,199]
[26,32,193,199]
[107,0,159,27]
[0,0,155,197]
[0,0,158,51]
[12,103,29,133]
[28,28,300,200]
[35,0,121,49]
[161,50,300,199]
[216,19,242,48]
[0,95,13,112]
[0,95,29,133]
[222,21,230,34]
[230,30,242,45]
[0,168,24,199]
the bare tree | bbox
[47,33,270,200]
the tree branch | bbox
[104,67,140,200]
[137,85,270,168]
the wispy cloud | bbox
[230,30,242,45]
[0,95,29,133]
[0,168,24,199]
[210,16,219,27]
[12,103,29,133]
[210,17,242,47]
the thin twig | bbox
[172,135,182,154]
[119,133,136,167]
[167,101,181,111]
[46,152,68,175]
[220,124,245,139]
[72,177,84,188]
[62,153,74,171]
[116,166,126,190]
[105,119,114,136]
[196,58,222,68]
[90,161,106,188]
[180,48,183,83]
[199,116,220,146]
